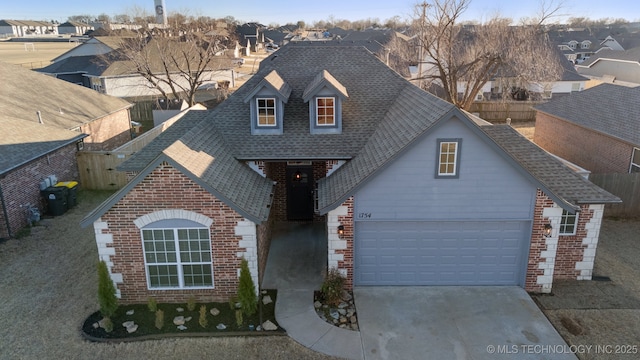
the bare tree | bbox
[101,22,234,106]
[412,0,564,110]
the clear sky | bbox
[3,0,640,26]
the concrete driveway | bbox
[355,286,577,360]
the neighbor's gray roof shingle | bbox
[0,61,131,131]
[534,83,640,146]
[481,125,620,206]
[0,117,86,175]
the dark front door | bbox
[286,166,314,221]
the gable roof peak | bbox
[243,69,292,103]
[302,69,349,102]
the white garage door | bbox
[355,220,530,286]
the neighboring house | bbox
[37,42,235,99]
[237,23,266,53]
[576,47,640,85]
[0,61,133,239]
[57,21,94,35]
[534,83,640,174]
[0,20,58,37]
[51,36,125,63]
[81,45,618,305]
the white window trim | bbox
[315,96,336,126]
[141,227,214,290]
[437,141,459,177]
[630,147,640,173]
[559,210,578,236]
[256,97,277,127]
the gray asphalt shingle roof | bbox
[0,61,129,174]
[534,83,640,146]
[89,45,619,225]
[481,125,620,206]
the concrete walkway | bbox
[262,222,364,359]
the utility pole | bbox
[417,2,429,89]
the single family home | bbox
[0,61,132,239]
[81,45,619,305]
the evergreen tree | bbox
[97,260,119,317]
[237,258,257,316]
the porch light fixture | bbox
[544,223,552,237]
[294,171,302,181]
[337,225,345,237]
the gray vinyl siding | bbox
[354,118,537,221]
[578,61,640,84]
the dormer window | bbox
[257,98,276,126]
[316,97,335,126]
[303,70,348,134]
[244,70,291,135]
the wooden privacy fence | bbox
[589,173,640,218]
[468,101,544,123]
[77,151,133,190]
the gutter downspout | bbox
[0,182,12,239]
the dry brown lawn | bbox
[0,41,75,68]
[0,190,338,360]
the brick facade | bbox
[526,190,604,293]
[327,197,354,290]
[97,162,249,304]
[0,143,79,238]
[80,108,132,151]
[534,112,634,174]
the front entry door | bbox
[286,166,314,221]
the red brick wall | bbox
[100,162,245,304]
[525,190,554,293]
[337,197,354,290]
[80,109,131,151]
[0,143,79,238]
[554,205,594,279]
[534,112,634,174]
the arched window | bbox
[139,216,214,289]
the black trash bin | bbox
[42,186,68,216]
[55,181,78,208]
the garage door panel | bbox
[355,221,529,286]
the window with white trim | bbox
[256,98,276,126]
[436,139,460,177]
[559,210,578,235]
[142,227,213,289]
[316,97,335,126]
[630,147,640,173]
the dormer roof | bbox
[302,70,349,102]
[243,69,292,103]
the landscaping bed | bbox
[83,290,284,341]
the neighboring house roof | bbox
[534,83,640,146]
[37,55,106,76]
[578,46,640,67]
[84,45,619,226]
[0,117,86,175]
[0,61,132,130]
[0,19,55,27]
[59,21,91,28]
[480,125,619,205]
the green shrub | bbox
[147,297,157,312]
[237,258,257,316]
[199,305,208,328]
[321,267,346,307]
[97,260,118,317]
[187,296,197,312]
[102,317,113,333]
[235,309,243,327]
[155,309,164,330]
